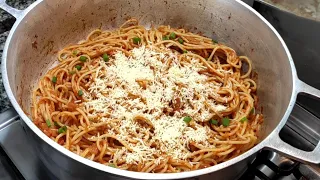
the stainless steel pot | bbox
[1,0,319,179]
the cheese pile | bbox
[84,46,227,164]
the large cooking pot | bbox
[1,0,320,179]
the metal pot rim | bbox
[0,0,300,179]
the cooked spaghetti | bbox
[32,18,263,173]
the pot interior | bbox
[5,0,293,151]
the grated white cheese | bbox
[83,46,229,164]
[184,126,209,143]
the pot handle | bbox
[265,79,320,164]
[0,0,23,19]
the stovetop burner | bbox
[241,150,301,180]
[0,109,57,180]
[0,104,319,180]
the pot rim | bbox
[1,0,298,179]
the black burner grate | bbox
[239,150,303,180]
[0,146,24,180]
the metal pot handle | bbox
[0,0,23,18]
[265,79,320,164]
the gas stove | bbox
[0,1,320,180]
